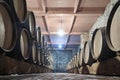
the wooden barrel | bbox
[5,27,31,61]
[72,56,75,67]
[78,51,81,68]
[76,52,79,68]
[73,56,75,68]
[36,27,41,44]
[28,11,36,39]
[4,0,27,22]
[42,52,45,66]
[20,29,31,60]
[13,0,27,22]
[40,49,44,66]
[0,1,16,52]
[83,42,90,64]
[70,59,73,69]
[38,48,41,65]
[91,27,116,61]
[32,41,38,63]
[40,48,43,65]
[106,0,120,53]
[74,55,77,67]
[44,41,48,54]
[41,35,45,49]
[83,41,95,65]
[43,54,46,66]
[79,49,84,66]
[45,57,50,67]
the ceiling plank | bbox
[74,0,81,13]
[47,7,74,12]
[50,48,74,51]
[42,32,87,35]
[41,0,47,13]
[65,0,80,48]
[47,7,104,14]
[42,16,49,32]
[65,17,76,49]
[28,7,104,16]
[69,17,76,33]
[47,42,80,45]
[34,12,102,17]
[42,16,52,48]
[64,16,75,47]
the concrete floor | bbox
[0,73,120,80]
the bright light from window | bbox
[57,29,64,36]
[58,45,62,49]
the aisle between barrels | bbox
[0,73,120,80]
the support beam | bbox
[47,7,74,12]
[74,0,81,13]
[42,16,52,48]
[28,7,104,16]
[69,17,76,33]
[65,17,76,48]
[35,13,102,17]
[62,16,75,49]
[42,32,87,35]
[64,0,81,49]
[42,16,49,32]
[47,42,80,45]
[50,48,74,51]
[41,0,47,13]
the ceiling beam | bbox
[42,16,49,32]
[41,0,47,13]
[47,42,80,45]
[69,17,76,33]
[47,7,74,12]
[41,31,87,35]
[28,7,104,12]
[34,12,102,17]
[65,0,81,49]
[65,17,76,49]
[28,7,104,16]
[74,0,81,13]
[50,48,74,51]
[42,16,52,48]
[63,16,75,49]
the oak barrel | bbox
[32,41,38,63]
[28,11,36,39]
[20,29,31,60]
[91,27,116,61]
[38,47,41,65]
[0,1,16,52]
[4,0,27,22]
[106,0,120,53]
[79,49,84,66]
[36,27,41,44]
[83,41,95,65]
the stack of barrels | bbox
[67,0,120,76]
[0,0,53,75]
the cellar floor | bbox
[0,73,120,80]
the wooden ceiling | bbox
[26,0,110,50]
